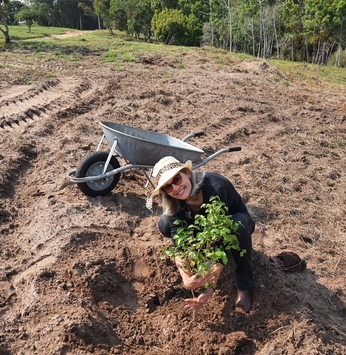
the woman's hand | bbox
[183,272,217,290]
[177,262,223,291]
[184,288,213,313]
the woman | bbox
[151,156,255,313]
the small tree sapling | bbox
[161,195,246,292]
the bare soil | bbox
[1,34,346,355]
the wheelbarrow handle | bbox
[182,131,205,142]
[193,146,242,169]
[227,146,241,152]
[193,131,205,137]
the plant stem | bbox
[191,291,196,322]
[188,264,196,321]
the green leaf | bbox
[159,195,246,275]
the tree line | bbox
[1,0,346,66]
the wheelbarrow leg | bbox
[102,138,118,175]
[143,168,154,188]
[96,134,106,151]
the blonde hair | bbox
[161,170,205,216]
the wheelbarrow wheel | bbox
[75,151,121,197]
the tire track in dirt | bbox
[5,45,201,354]
[0,77,95,131]
[0,73,112,328]
[0,73,100,192]
[0,73,105,270]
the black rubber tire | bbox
[75,151,121,197]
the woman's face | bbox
[161,170,192,200]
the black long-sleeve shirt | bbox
[158,172,250,239]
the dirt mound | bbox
[0,47,346,355]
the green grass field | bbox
[1,25,346,89]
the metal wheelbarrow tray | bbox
[67,121,241,197]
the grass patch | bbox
[103,49,137,63]
[268,58,346,88]
[1,25,346,89]
[6,24,71,40]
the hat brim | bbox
[151,160,192,196]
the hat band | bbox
[156,162,182,179]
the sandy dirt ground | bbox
[1,34,346,355]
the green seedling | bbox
[161,195,246,292]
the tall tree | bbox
[178,0,210,22]
[131,0,154,40]
[94,0,114,34]
[4,0,24,25]
[151,0,179,12]
[78,1,100,29]
[110,0,137,32]
[36,2,54,26]
[0,0,10,43]
[303,0,346,64]
[109,0,154,40]
[178,0,222,47]
[29,0,97,29]
[281,0,304,61]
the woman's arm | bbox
[175,257,223,289]
[183,263,223,312]
[175,257,193,285]
[175,257,224,312]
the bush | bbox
[151,9,201,46]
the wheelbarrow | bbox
[67,121,241,197]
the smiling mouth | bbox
[176,187,185,195]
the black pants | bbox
[158,212,255,291]
[228,212,255,291]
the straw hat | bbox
[151,156,192,196]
